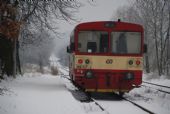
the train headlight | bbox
[78,59,83,64]
[85,59,90,64]
[136,60,141,65]
[85,70,94,79]
[128,60,133,65]
[124,72,134,80]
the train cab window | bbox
[116,33,127,53]
[111,32,141,54]
[87,42,97,52]
[78,31,108,53]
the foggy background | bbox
[20,0,132,67]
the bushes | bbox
[50,66,58,75]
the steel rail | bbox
[59,68,107,112]
[143,81,170,89]
[141,85,170,94]
[123,97,155,114]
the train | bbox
[67,19,147,96]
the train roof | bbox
[75,20,143,32]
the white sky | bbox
[58,0,132,33]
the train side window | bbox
[70,43,75,51]
[67,31,75,53]
[67,43,75,53]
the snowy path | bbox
[0,73,89,114]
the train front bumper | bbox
[74,69,142,93]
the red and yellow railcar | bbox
[67,20,146,95]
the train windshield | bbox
[111,32,141,54]
[78,31,108,53]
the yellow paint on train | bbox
[74,55,143,70]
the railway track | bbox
[67,84,155,114]
[143,81,170,89]
[58,69,107,112]
[59,67,156,114]
[122,97,155,114]
[142,81,170,94]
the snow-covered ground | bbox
[0,65,170,114]
[125,73,170,114]
[0,73,86,114]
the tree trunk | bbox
[13,39,16,78]
[16,40,22,75]
[145,54,150,73]
[144,26,150,73]
[154,19,161,76]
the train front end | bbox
[67,21,145,95]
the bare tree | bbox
[0,0,82,77]
[113,0,170,77]
[18,0,81,42]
